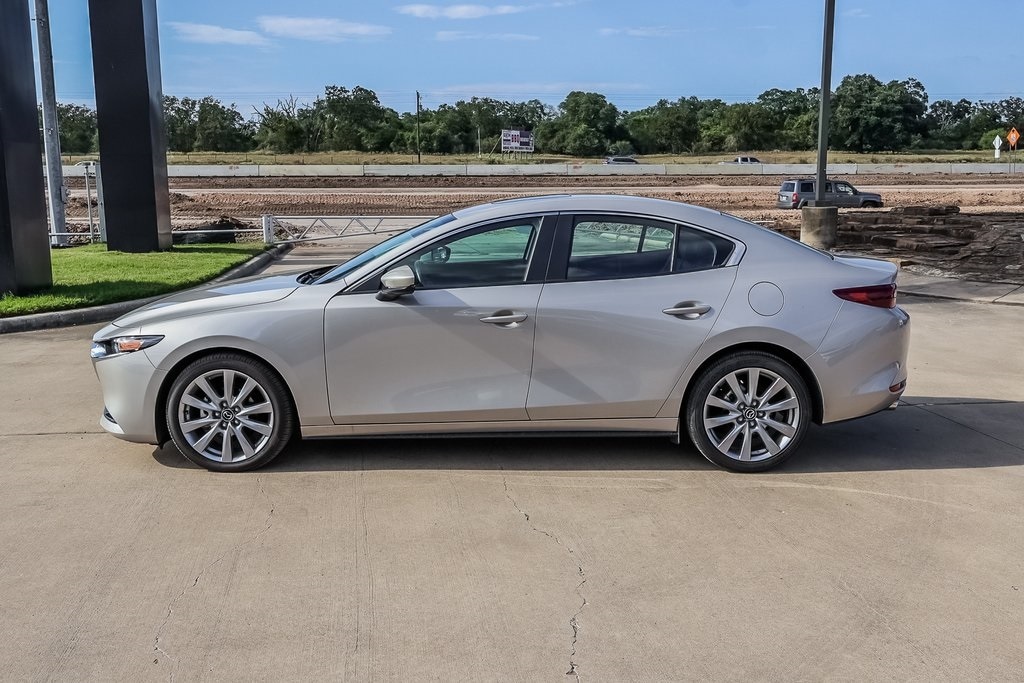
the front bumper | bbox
[93,345,166,444]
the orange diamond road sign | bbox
[1009,127,1020,148]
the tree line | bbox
[52,74,1024,157]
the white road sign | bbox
[994,135,1002,158]
[501,129,535,153]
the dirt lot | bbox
[66,181,1024,220]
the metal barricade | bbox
[261,215,435,244]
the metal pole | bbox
[95,161,107,243]
[85,164,95,241]
[415,91,422,164]
[814,0,836,204]
[262,214,274,244]
[34,0,68,246]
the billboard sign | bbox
[501,129,535,153]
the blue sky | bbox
[43,0,1021,115]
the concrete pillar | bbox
[800,205,838,250]
[88,0,172,252]
[0,0,53,294]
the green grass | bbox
[0,243,268,318]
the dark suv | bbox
[777,179,883,209]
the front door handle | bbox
[663,302,712,319]
[479,310,529,326]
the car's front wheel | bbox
[685,352,811,472]
[166,353,295,472]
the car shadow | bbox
[151,396,1024,474]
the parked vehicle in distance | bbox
[603,156,639,164]
[91,194,909,474]
[720,156,762,164]
[777,178,884,209]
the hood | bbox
[110,272,301,329]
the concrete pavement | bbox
[1,286,1022,680]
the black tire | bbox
[862,201,880,208]
[685,351,811,472]
[165,352,295,472]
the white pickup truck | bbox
[719,156,762,164]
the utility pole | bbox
[34,0,68,246]
[800,0,838,250]
[415,91,422,164]
[476,103,482,158]
[813,0,836,205]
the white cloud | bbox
[599,26,682,37]
[398,3,533,19]
[436,30,539,41]
[844,8,870,18]
[168,22,269,46]
[256,16,391,42]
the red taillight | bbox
[833,283,897,308]
[792,192,799,207]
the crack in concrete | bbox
[502,472,588,681]
[151,476,275,681]
[566,566,587,682]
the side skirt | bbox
[301,417,678,439]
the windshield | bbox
[312,214,456,284]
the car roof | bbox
[451,193,716,221]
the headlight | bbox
[90,335,164,359]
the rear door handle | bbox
[479,310,529,326]
[663,302,712,319]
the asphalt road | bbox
[1,296,1022,681]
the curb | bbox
[0,243,294,335]
[899,289,1024,307]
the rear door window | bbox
[558,216,736,281]
[799,181,814,193]
[567,218,674,281]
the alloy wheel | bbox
[701,367,800,462]
[176,368,275,464]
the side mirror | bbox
[377,265,416,301]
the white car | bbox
[91,195,910,473]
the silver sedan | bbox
[91,195,910,472]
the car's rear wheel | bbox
[862,201,880,208]
[166,353,295,472]
[685,352,811,472]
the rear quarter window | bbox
[781,182,795,192]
